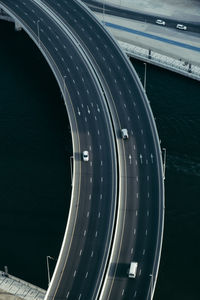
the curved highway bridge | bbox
[0,1,165,299]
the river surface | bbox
[0,20,199,300]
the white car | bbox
[176,24,187,30]
[156,19,165,26]
[82,150,89,161]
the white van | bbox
[121,128,129,139]
[128,262,138,278]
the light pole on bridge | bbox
[37,19,40,48]
[46,256,54,286]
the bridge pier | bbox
[15,20,22,31]
[0,9,22,31]
[0,8,13,22]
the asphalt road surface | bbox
[83,0,200,33]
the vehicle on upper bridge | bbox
[128,262,138,278]
[121,128,129,139]
[82,150,89,161]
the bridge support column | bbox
[188,63,192,73]
[15,20,22,31]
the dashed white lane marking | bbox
[87,105,90,114]
[79,249,82,256]
[73,270,76,277]
[85,272,88,278]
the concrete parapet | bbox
[119,41,200,82]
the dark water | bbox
[0,21,200,299]
[131,59,200,300]
[0,21,72,288]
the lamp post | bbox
[149,274,153,300]
[37,20,40,47]
[103,0,105,23]
[63,75,67,99]
[70,156,73,186]
[46,256,54,286]
[143,62,147,93]
[163,148,166,180]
